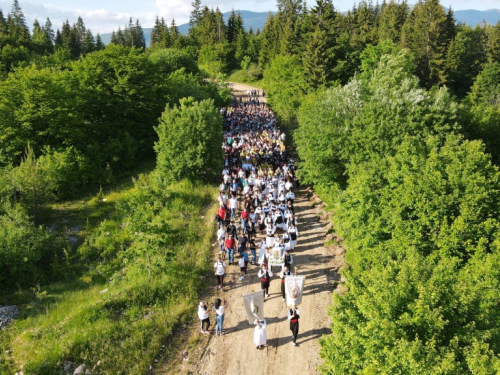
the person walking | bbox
[198,302,211,335]
[284,250,293,272]
[280,266,292,302]
[225,235,236,265]
[214,256,226,289]
[258,264,273,299]
[253,318,267,349]
[288,305,300,345]
[214,298,226,336]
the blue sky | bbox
[2,0,500,34]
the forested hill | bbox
[100,11,276,45]
[99,8,500,46]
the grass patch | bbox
[227,69,264,88]
[0,177,219,374]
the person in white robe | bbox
[253,319,267,349]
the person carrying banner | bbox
[288,304,300,345]
[257,264,273,299]
[280,266,292,302]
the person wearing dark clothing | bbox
[257,265,273,299]
[288,305,300,345]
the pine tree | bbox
[44,17,55,44]
[82,29,95,54]
[32,18,52,54]
[401,0,453,88]
[134,19,146,49]
[0,8,8,36]
[110,30,118,45]
[54,29,63,49]
[189,0,202,44]
[116,27,125,45]
[170,18,180,47]
[95,33,105,50]
[73,16,86,53]
[151,16,162,46]
[9,0,30,45]
[227,10,236,43]
[61,20,79,57]
[303,25,330,89]
[486,21,500,63]
[214,7,226,43]
[377,0,408,43]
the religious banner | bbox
[242,290,265,324]
[285,275,305,307]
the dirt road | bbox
[227,82,267,103]
[192,187,338,375]
[160,84,342,375]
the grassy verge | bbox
[0,177,218,374]
[227,69,264,88]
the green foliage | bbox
[154,97,223,184]
[0,204,62,288]
[321,135,500,374]
[1,177,219,373]
[263,54,307,123]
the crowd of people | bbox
[199,96,302,348]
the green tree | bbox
[263,54,307,122]
[445,26,487,97]
[154,97,222,183]
[377,0,409,43]
[8,0,30,46]
[401,0,453,88]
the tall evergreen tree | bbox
[95,33,105,50]
[189,0,202,44]
[303,25,330,89]
[0,8,8,36]
[61,20,79,57]
[377,0,409,43]
[44,17,55,44]
[134,19,146,49]
[32,18,53,54]
[486,21,500,63]
[170,18,180,47]
[401,0,453,88]
[82,29,95,54]
[8,0,30,45]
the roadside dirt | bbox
[158,84,343,375]
[227,82,267,103]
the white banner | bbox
[285,275,305,307]
[242,291,265,324]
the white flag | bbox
[242,291,265,324]
[285,275,305,306]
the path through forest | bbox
[159,84,344,375]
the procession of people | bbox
[201,95,303,348]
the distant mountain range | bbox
[100,9,500,46]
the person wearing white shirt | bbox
[258,264,274,298]
[214,256,226,289]
[280,266,292,302]
[286,191,295,202]
[198,302,211,335]
[288,223,299,250]
[214,298,226,336]
[229,195,238,219]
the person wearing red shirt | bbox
[241,208,250,233]
[217,205,227,229]
[225,235,236,265]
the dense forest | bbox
[1,0,500,372]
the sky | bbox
[2,0,500,35]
